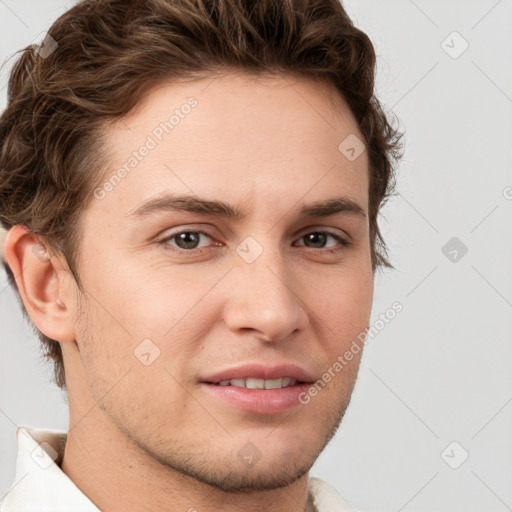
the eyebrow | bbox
[127,193,366,220]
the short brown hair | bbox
[0,0,403,389]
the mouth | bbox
[200,364,315,415]
[212,377,300,389]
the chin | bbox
[163,450,316,493]
[143,408,345,493]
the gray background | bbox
[1,1,511,510]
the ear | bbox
[3,225,77,343]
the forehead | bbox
[94,72,369,221]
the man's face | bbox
[69,73,373,491]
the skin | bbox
[4,72,374,512]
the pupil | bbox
[177,232,199,249]
[306,233,326,248]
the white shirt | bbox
[1,426,360,512]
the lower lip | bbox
[200,383,311,414]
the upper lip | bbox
[201,363,315,384]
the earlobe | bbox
[3,225,77,343]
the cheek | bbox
[78,260,227,384]
[75,297,131,376]
[81,253,201,338]
[300,265,373,337]
[75,295,189,427]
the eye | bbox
[294,231,350,252]
[162,230,217,251]
[159,228,351,256]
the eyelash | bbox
[159,229,352,255]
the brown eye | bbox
[303,232,328,249]
[163,230,213,251]
[174,231,202,249]
[297,231,348,251]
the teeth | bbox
[264,378,282,389]
[246,378,265,389]
[282,377,294,387]
[215,377,298,389]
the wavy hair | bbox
[0,0,403,389]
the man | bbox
[0,0,402,510]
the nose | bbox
[222,244,309,342]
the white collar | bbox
[0,426,99,511]
[1,426,358,512]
